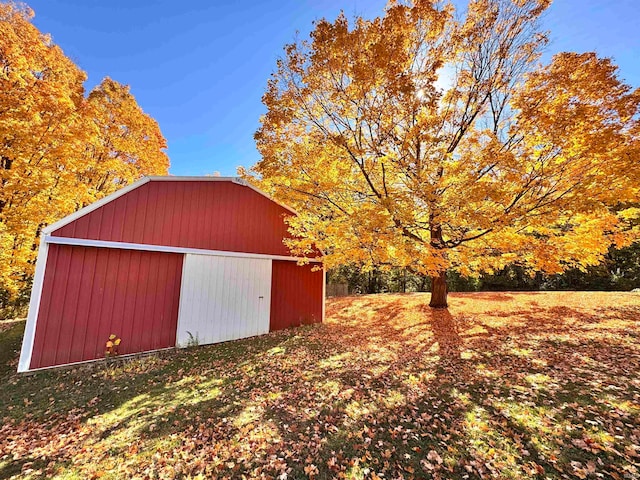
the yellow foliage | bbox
[248,0,640,284]
[0,3,169,297]
[105,334,121,357]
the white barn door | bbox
[176,254,272,347]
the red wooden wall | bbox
[52,181,315,257]
[270,261,323,331]
[30,244,183,370]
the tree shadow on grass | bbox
[426,306,462,360]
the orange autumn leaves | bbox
[250,0,640,285]
[0,3,169,297]
[105,334,121,358]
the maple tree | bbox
[0,2,168,299]
[79,77,170,195]
[250,0,640,307]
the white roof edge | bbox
[42,175,301,235]
[145,175,239,182]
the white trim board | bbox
[18,235,50,372]
[45,236,323,263]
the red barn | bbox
[18,177,324,372]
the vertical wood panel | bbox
[101,196,115,241]
[84,244,109,363]
[157,181,170,244]
[176,254,271,347]
[121,250,140,353]
[111,249,129,348]
[29,245,183,370]
[30,245,61,369]
[76,246,98,361]
[152,252,167,349]
[121,188,137,242]
[270,261,324,331]
[129,251,149,353]
[41,244,73,367]
[72,214,89,238]
[160,255,182,348]
[55,247,85,365]
[87,206,103,241]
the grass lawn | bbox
[1,292,639,479]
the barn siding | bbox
[270,261,324,331]
[51,181,303,257]
[29,244,183,370]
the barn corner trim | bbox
[17,233,49,372]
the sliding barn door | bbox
[176,254,271,347]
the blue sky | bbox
[27,0,640,176]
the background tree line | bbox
[0,3,169,316]
[329,242,640,295]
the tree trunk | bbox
[429,271,448,308]
[429,219,448,308]
[419,275,430,292]
[0,155,12,216]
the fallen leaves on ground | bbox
[1,292,639,479]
